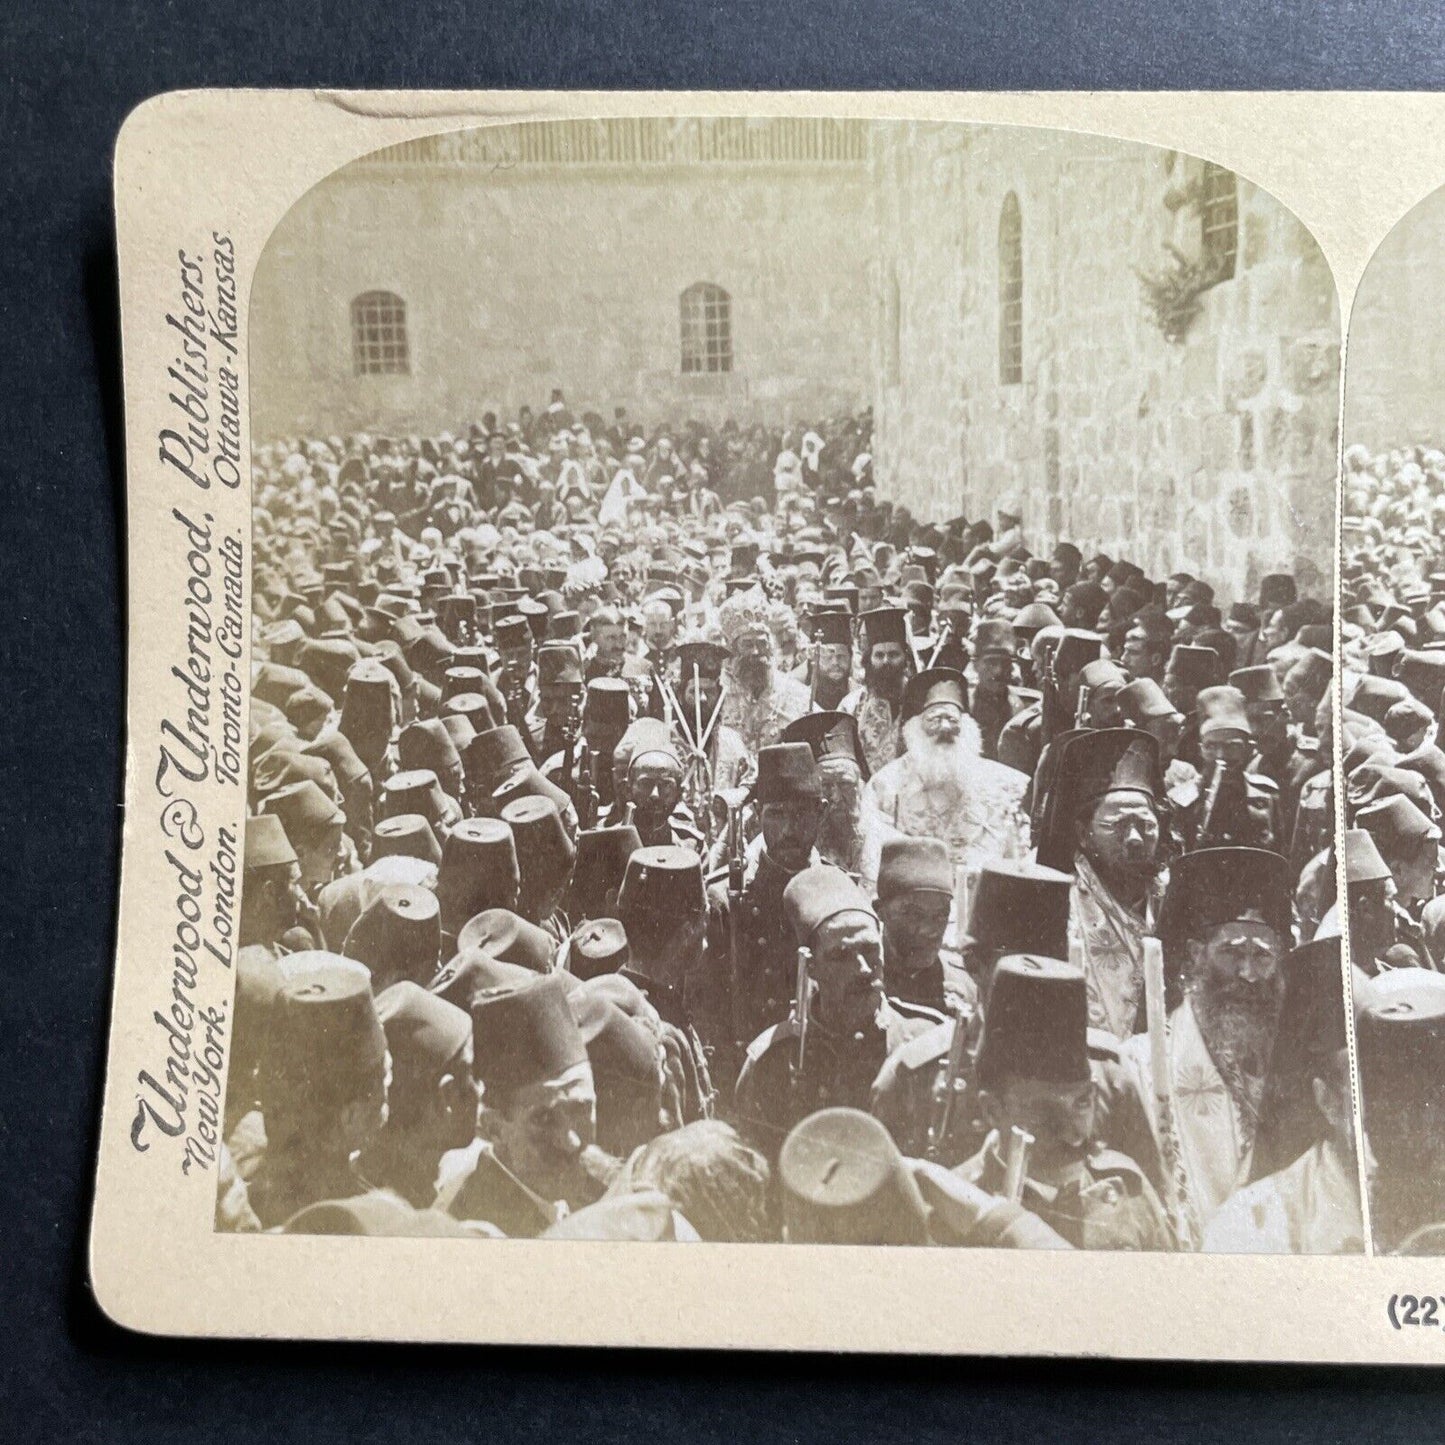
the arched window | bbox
[351,291,410,375]
[998,193,1023,386]
[680,282,732,374]
[1200,163,1238,281]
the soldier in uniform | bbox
[968,618,1026,763]
[1161,642,1222,769]
[706,742,825,1058]
[242,954,392,1230]
[259,778,352,903]
[870,859,1074,1166]
[732,864,937,1162]
[341,882,442,993]
[998,628,1101,780]
[493,614,539,742]
[1355,967,1445,1253]
[359,981,479,1210]
[566,822,643,926]
[574,676,633,820]
[528,642,584,764]
[1178,686,1281,851]
[614,844,708,1034]
[1329,827,1399,974]
[1231,664,1293,796]
[955,953,1171,1250]
[777,1106,1071,1248]
[440,972,598,1235]
[614,719,704,852]
[873,836,957,1015]
[434,817,519,949]
[239,813,312,954]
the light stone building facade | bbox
[250,117,1340,600]
[1345,181,1445,451]
[250,118,875,438]
[868,122,1339,600]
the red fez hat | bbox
[397,719,463,785]
[568,824,643,923]
[1166,644,1222,689]
[1118,677,1178,724]
[461,724,531,791]
[583,677,633,739]
[470,973,588,1092]
[1355,793,1441,856]
[570,991,660,1148]
[380,769,450,830]
[564,917,631,981]
[779,1108,929,1246]
[375,979,473,1085]
[457,907,557,973]
[750,742,823,806]
[976,954,1090,1089]
[1197,685,1253,739]
[428,947,541,1011]
[875,836,953,902]
[339,659,398,772]
[341,884,441,992]
[962,859,1073,958]
[370,813,443,868]
[436,818,520,937]
[783,864,875,944]
[260,779,345,850]
[264,955,388,1107]
[245,813,299,872]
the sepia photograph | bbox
[225,113,1352,1254]
[1340,181,1445,1254]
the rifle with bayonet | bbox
[1196,756,1251,848]
[790,944,813,1094]
[924,1005,971,1163]
[723,787,749,1052]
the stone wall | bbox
[249,120,873,439]
[1346,181,1445,452]
[869,122,1340,602]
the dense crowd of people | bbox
[221,393,1356,1252]
[1340,442,1445,1254]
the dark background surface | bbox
[6,1,1445,1437]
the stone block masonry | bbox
[868,123,1340,602]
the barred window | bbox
[351,291,410,375]
[1200,163,1238,281]
[998,193,1023,386]
[680,282,732,374]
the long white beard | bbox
[901,713,983,798]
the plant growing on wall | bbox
[1136,243,1227,344]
